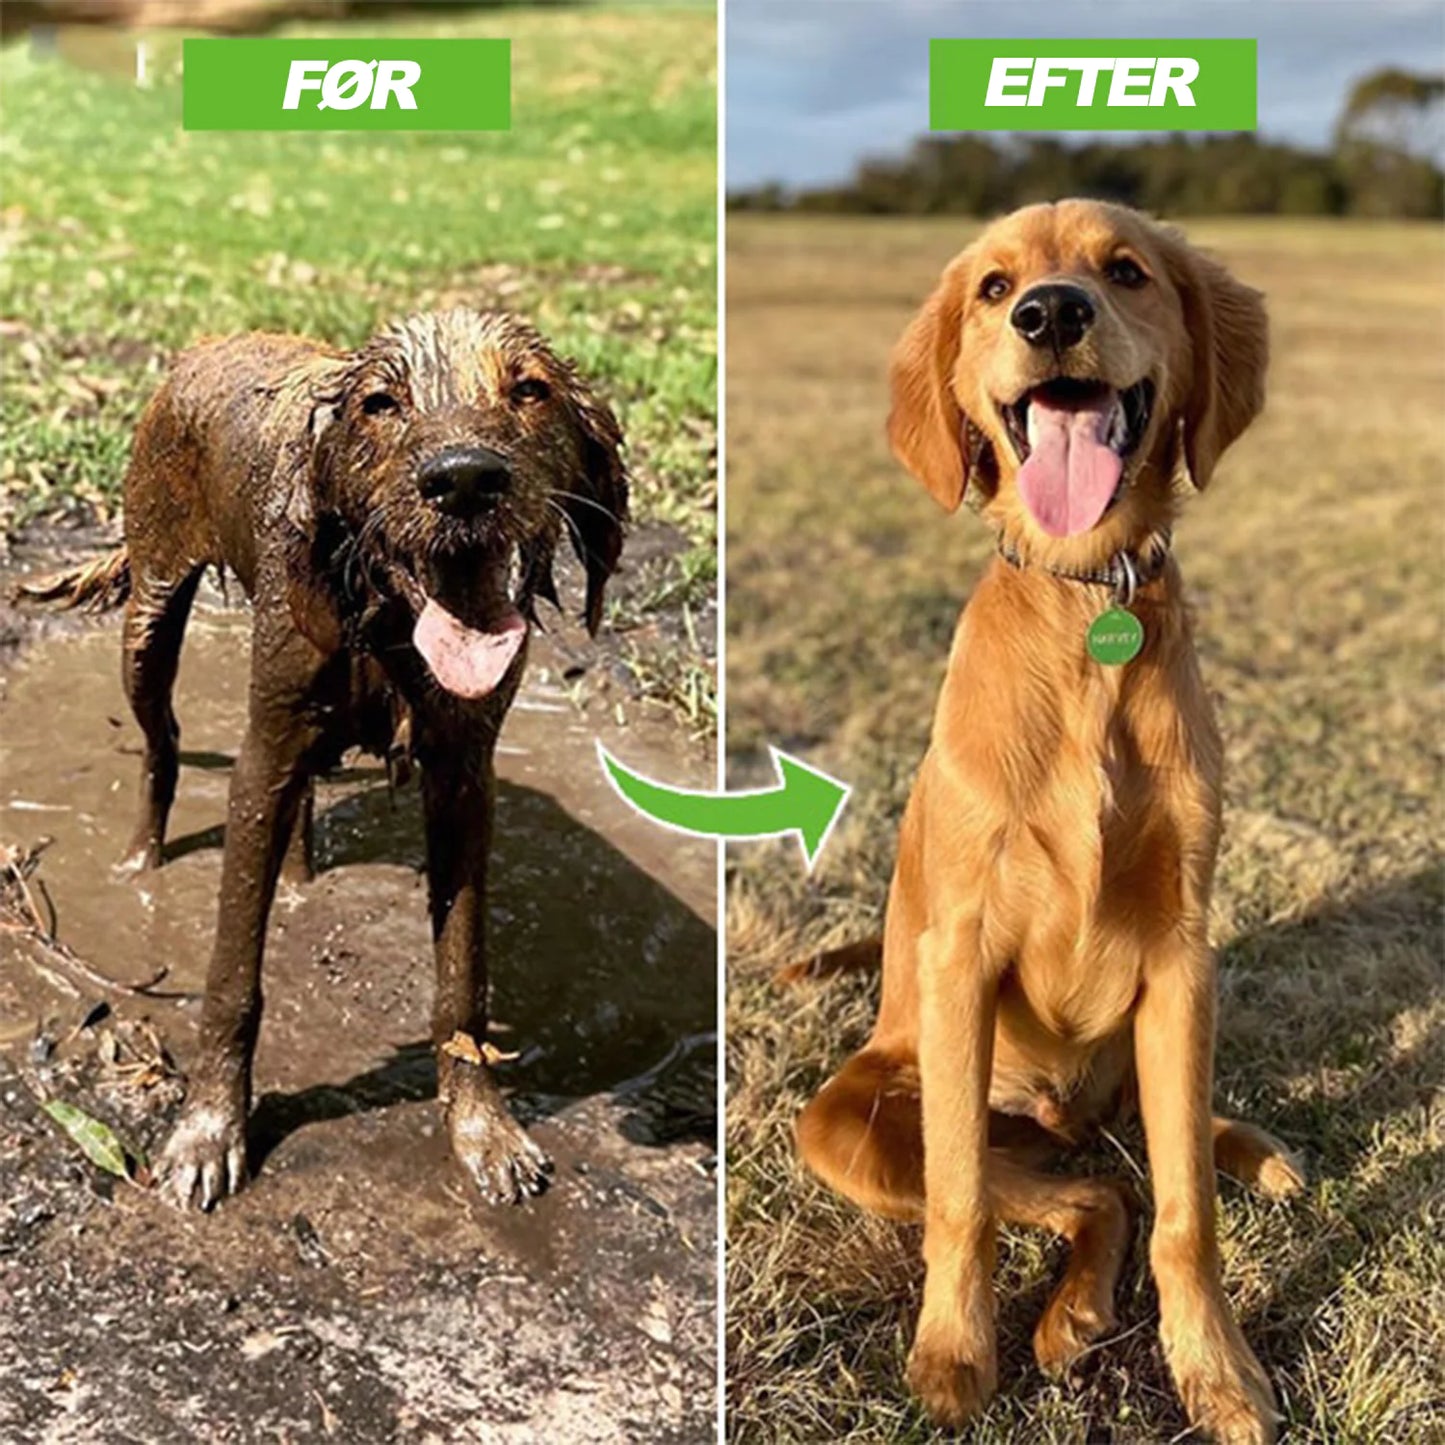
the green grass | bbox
[0,4,716,710]
[724,215,1445,1443]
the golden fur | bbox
[795,201,1301,1444]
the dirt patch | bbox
[0,534,717,1443]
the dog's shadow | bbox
[169,761,717,1162]
[1208,864,1443,1383]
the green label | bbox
[1087,607,1145,666]
[930,39,1256,131]
[182,39,511,131]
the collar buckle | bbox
[1111,550,1139,608]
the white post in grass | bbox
[136,42,149,88]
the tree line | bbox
[730,69,1443,219]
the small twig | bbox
[2,835,53,880]
[14,950,80,1000]
[19,929,184,1000]
[1065,1315,1151,1371]
[1100,1125,1149,1184]
[4,847,51,935]
[2,836,193,1000]
[32,875,59,938]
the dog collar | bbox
[996,529,1172,607]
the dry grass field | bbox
[724,215,1444,1444]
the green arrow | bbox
[597,743,850,870]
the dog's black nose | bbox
[1010,284,1096,351]
[418,447,512,517]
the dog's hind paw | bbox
[1034,1291,1117,1379]
[158,1100,248,1211]
[1214,1117,1306,1201]
[448,1095,553,1205]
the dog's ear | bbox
[271,373,344,544]
[1161,235,1268,490]
[273,382,347,655]
[888,252,976,512]
[559,373,629,636]
[281,440,317,539]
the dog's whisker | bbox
[545,497,587,556]
[548,488,623,526]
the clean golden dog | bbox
[795,201,1302,1444]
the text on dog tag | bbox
[1087,606,1144,666]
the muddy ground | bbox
[0,528,717,1443]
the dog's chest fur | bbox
[1005,667,1163,1042]
[928,570,1220,1058]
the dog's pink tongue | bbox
[1017,393,1122,538]
[413,599,526,699]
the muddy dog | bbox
[794,203,1302,1444]
[22,308,626,1210]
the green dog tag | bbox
[1087,606,1144,666]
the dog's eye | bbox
[1105,257,1148,289]
[979,272,1012,303]
[512,377,552,405]
[362,391,401,416]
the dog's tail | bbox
[773,935,883,988]
[11,547,131,613]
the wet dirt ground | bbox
[0,535,717,1443]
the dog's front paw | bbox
[114,838,162,876]
[906,1321,997,1427]
[159,1096,248,1211]
[1165,1307,1280,1445]
[447,1089,552,1205]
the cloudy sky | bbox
[726,0,1445,189]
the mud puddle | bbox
[0,562,717,1444]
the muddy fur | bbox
[19,306,628,1212]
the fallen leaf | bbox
[442,1031,521,1068]
[41,1099,146,1179]
[442,1030,483,1066]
